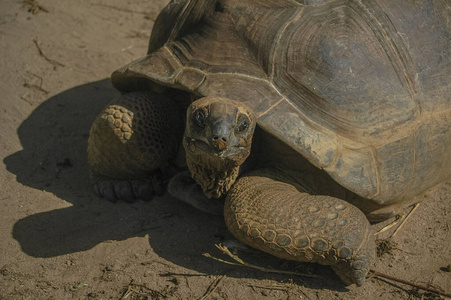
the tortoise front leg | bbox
[224,174,375,286]
[88,91,185,202]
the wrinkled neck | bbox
[185,151,240,199]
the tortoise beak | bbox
[209,121,231,152]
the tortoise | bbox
[87,0,451,286]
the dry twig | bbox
[20,95,33,105]
[375,203,421,237]
[21,0,48,14]
[250,279,312,300]
[32,38,65,67]
[120,283,168,300]
[23,73,49,94]
[390,203,420,238]
[196,275,225,300]
[375,214,403,235]
[23,82,49,94]
[367,269,451,298]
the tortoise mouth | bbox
[183,136,246,199]
[184,136,250,162]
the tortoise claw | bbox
[91,173,165,203]
[135,182,155,202]
[114,181,135,203]
[331,234,374,286]
[98,181,118,203]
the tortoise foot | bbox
[331,232,374,286]
[92,172,165,203]
[87,91,185,202]
[168,171,224,215]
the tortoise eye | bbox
[237,118,249,133]
[194,109,206,128]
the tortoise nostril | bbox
[211,122,231,147]
[213,136,227,142]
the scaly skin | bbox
[224,174,374,286]
[88,91,184,201]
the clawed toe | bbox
[134,182,154,202]
[92,173,166,203]
[97,181,118,203]
[114,181,135,203]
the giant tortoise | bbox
[87,0,451,286]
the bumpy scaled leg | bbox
[224,175,374,286]
[88,91,184,202]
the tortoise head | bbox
[183,97,256,198]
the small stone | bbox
[122,125,131,132]
[114,111,122,119]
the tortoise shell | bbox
[112,0,451,205]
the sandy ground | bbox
[0,0,450,299]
